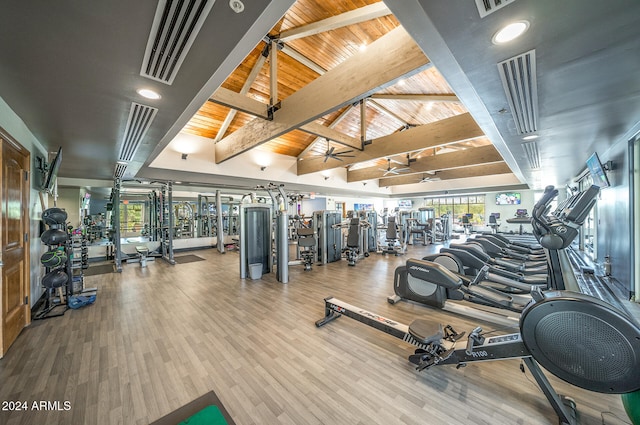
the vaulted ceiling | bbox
[176,0,517,191]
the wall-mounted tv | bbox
[398,199,412,209]
[495,192,521,205]
[43,147,62,193]
[586,152,610,188]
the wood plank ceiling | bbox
[181,0,514,188]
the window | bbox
[424,195,485,224]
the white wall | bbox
[151,132,392,196]
[300,197,327,216]
[0,95,49,307]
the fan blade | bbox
[327,146,335,156]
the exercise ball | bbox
[41,228,67,245]
[622,390,640,425]
[42,269,68,289]
[42,208,67,226]
[40,249,67,268]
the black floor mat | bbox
[84,264,114,276]
[173,254,206,264]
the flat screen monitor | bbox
[43,147,62,193]
[490,213,501,219]
[496,192,521,205]
[465,213,473,218]
[516,209,528,217]
[398,199,412,209]
[586,152,610,188]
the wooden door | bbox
[1,134,30,358]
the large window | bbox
[424,195,485,224]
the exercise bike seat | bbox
[408,320,446,345]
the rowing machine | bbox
[316,289,640,425]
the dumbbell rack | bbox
[70,232,87,293]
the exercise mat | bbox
[150,390,235,425]
[83,264,114,276]
[173,254,206,264]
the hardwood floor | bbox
[0,244,631,425]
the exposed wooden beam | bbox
[277,3,392,42]
[378,162,513,187]
[347,144,503,182]
[367,99,410,126]
[299,122,361,150]
[370,93,460,102]
[297,112,483,175]
[209,87,269,119]
[215,27,429,163]
[280,45,327,75]
[297,106,353,157]
[214,52,268,142]
[360,99,367,141]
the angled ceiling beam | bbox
[297,106,354,157]
[367,99,410,126]
[379,162,513,187]
[209,87,269,119]
[215,27,429,163]
[347,144,503,182]
[298,121,361,150]
[214,50,268,142]
[297,112,483,175]
[277,2,392,42]
[370,93,460,102]
[280,44,327,75]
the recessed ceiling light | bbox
[523,134,539,140]
[359,43,367,52]
[137,88,161,100]
[492,20,530,44]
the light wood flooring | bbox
[0,244,631,425]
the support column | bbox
[216,190,225,254]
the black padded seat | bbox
[346,218,360,248]
[408,320,445,344]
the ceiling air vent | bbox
[114,163,127,179]
[141,0,216,84]
[118,102,158,164]
[522,140,541,169]
[474,0,516,18]
[497,49,538,135]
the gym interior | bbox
[1,1,640,424]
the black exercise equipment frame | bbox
[316,296,577,425]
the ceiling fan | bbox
[316,138,355,162]
[379,158,411,176]
[420,171,441,183]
